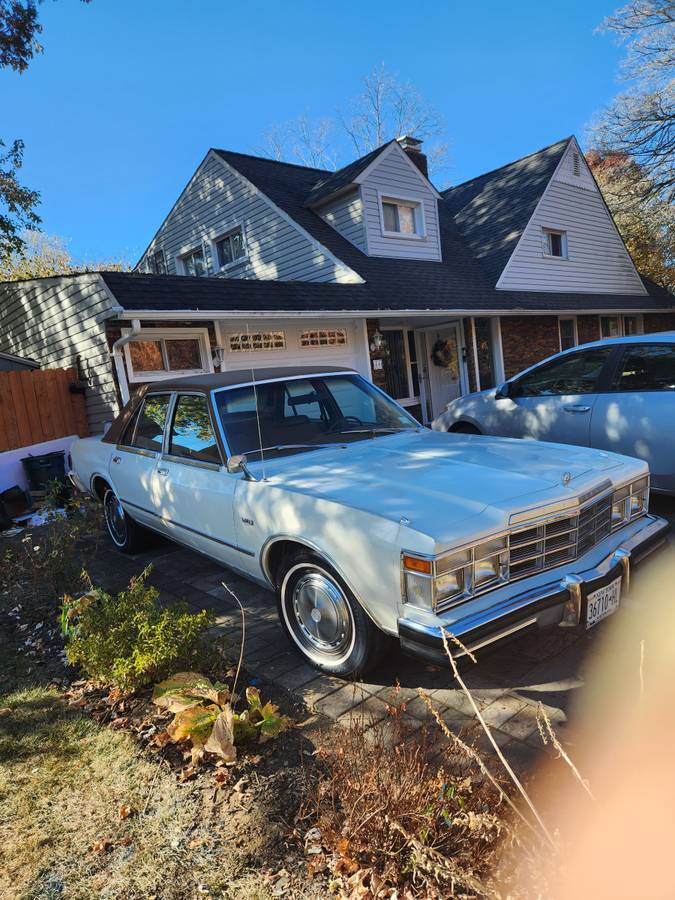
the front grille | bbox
[508,494,612,583]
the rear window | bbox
[125,394,171,451]
[613,344,675,392]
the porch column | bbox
[470,317,481,393]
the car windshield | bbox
[213,373,418,460]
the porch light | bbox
[212,345,226,368]
[370,329,386,353]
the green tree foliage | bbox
[0,139,40,260]
[587,149,674,291]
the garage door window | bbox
[228,331,286,352]
[300,329,347,347]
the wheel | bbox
[276,549,389,676]
[450,422,482,435]
[102,487,148,554]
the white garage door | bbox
[216,318,369,377]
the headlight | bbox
[612,476,649,529]
[402,537,508,612]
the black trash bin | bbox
[21,450,67,493]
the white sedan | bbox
[433,333,675,495]
[70,366,669,676]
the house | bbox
[1,135,672,433]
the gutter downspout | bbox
[111,318,141,405]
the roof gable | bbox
[442,137,570,284]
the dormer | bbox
[306,137,443,261]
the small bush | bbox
[61,567,219,692]
[309,697,505,896]
[0,495,102,601]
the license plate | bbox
[586,577,622,629]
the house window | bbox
[381,328,419,404]
[300,329,347,348]
[124,330,209,382]
[601,315,643,339]
[559,317,578,351]
[214,227,246,269]
[148,249,167,275]
[180,246,207,277]
[228,331,286,352]
[542,229,568,258]
[381,197,423,237]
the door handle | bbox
[112,455,121,464]
[563,405,591,413]
[157,467,169,476]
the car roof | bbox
[142,365,357,393]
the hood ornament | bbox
[562,471,572,487]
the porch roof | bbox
[98,271,673,317]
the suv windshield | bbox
[214,374,418,459]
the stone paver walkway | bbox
[89,495,674,772]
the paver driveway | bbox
[89,495,674,772]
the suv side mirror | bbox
[495,382,511,400]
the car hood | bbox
[255,429,627,544]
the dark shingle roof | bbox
[97,271,671,314]
[303,141,395,207]
[442,137,570,284]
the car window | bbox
[127,394,171,451]
[214,373,416,460]
[168,394,221,464]
[516,348,613,397]
[612,344,675,392]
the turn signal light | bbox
[402,555,432,575]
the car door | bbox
[495,346,615,446]
[110,392,172,529]
[155,391,250,570]
[590,341,675,493]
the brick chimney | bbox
[397,135,428,178]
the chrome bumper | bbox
[398,514,670,663]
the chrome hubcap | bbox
[104,491,127,546]
[291,571,352,658]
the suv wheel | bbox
[277,549,389,676]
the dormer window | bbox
[180,246,207,277]
[380,196,424,238]
[542,228,568,259]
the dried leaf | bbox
[118,803,135,820]
[0,708,11,718]
[92,839,112,853]
[204,705,236,763]
[167,704,219,744]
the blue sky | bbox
[2,0,626,265]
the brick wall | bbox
[643,313,675,333]
[499,316,561,378]
[576,315,601,345]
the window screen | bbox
[169,395,220,464]
[613,345,675,392]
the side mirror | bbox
[495,382,511,400]
[226,453,256,480]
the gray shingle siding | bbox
[138,153,359,284]
[0,274,119,433]
[317,190,366,252]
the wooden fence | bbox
[0,367,89,453]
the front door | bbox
[425,325,462,419]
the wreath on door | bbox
[431,338,459,379]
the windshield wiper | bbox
[241,443,327,457]
[335,427,413,436]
